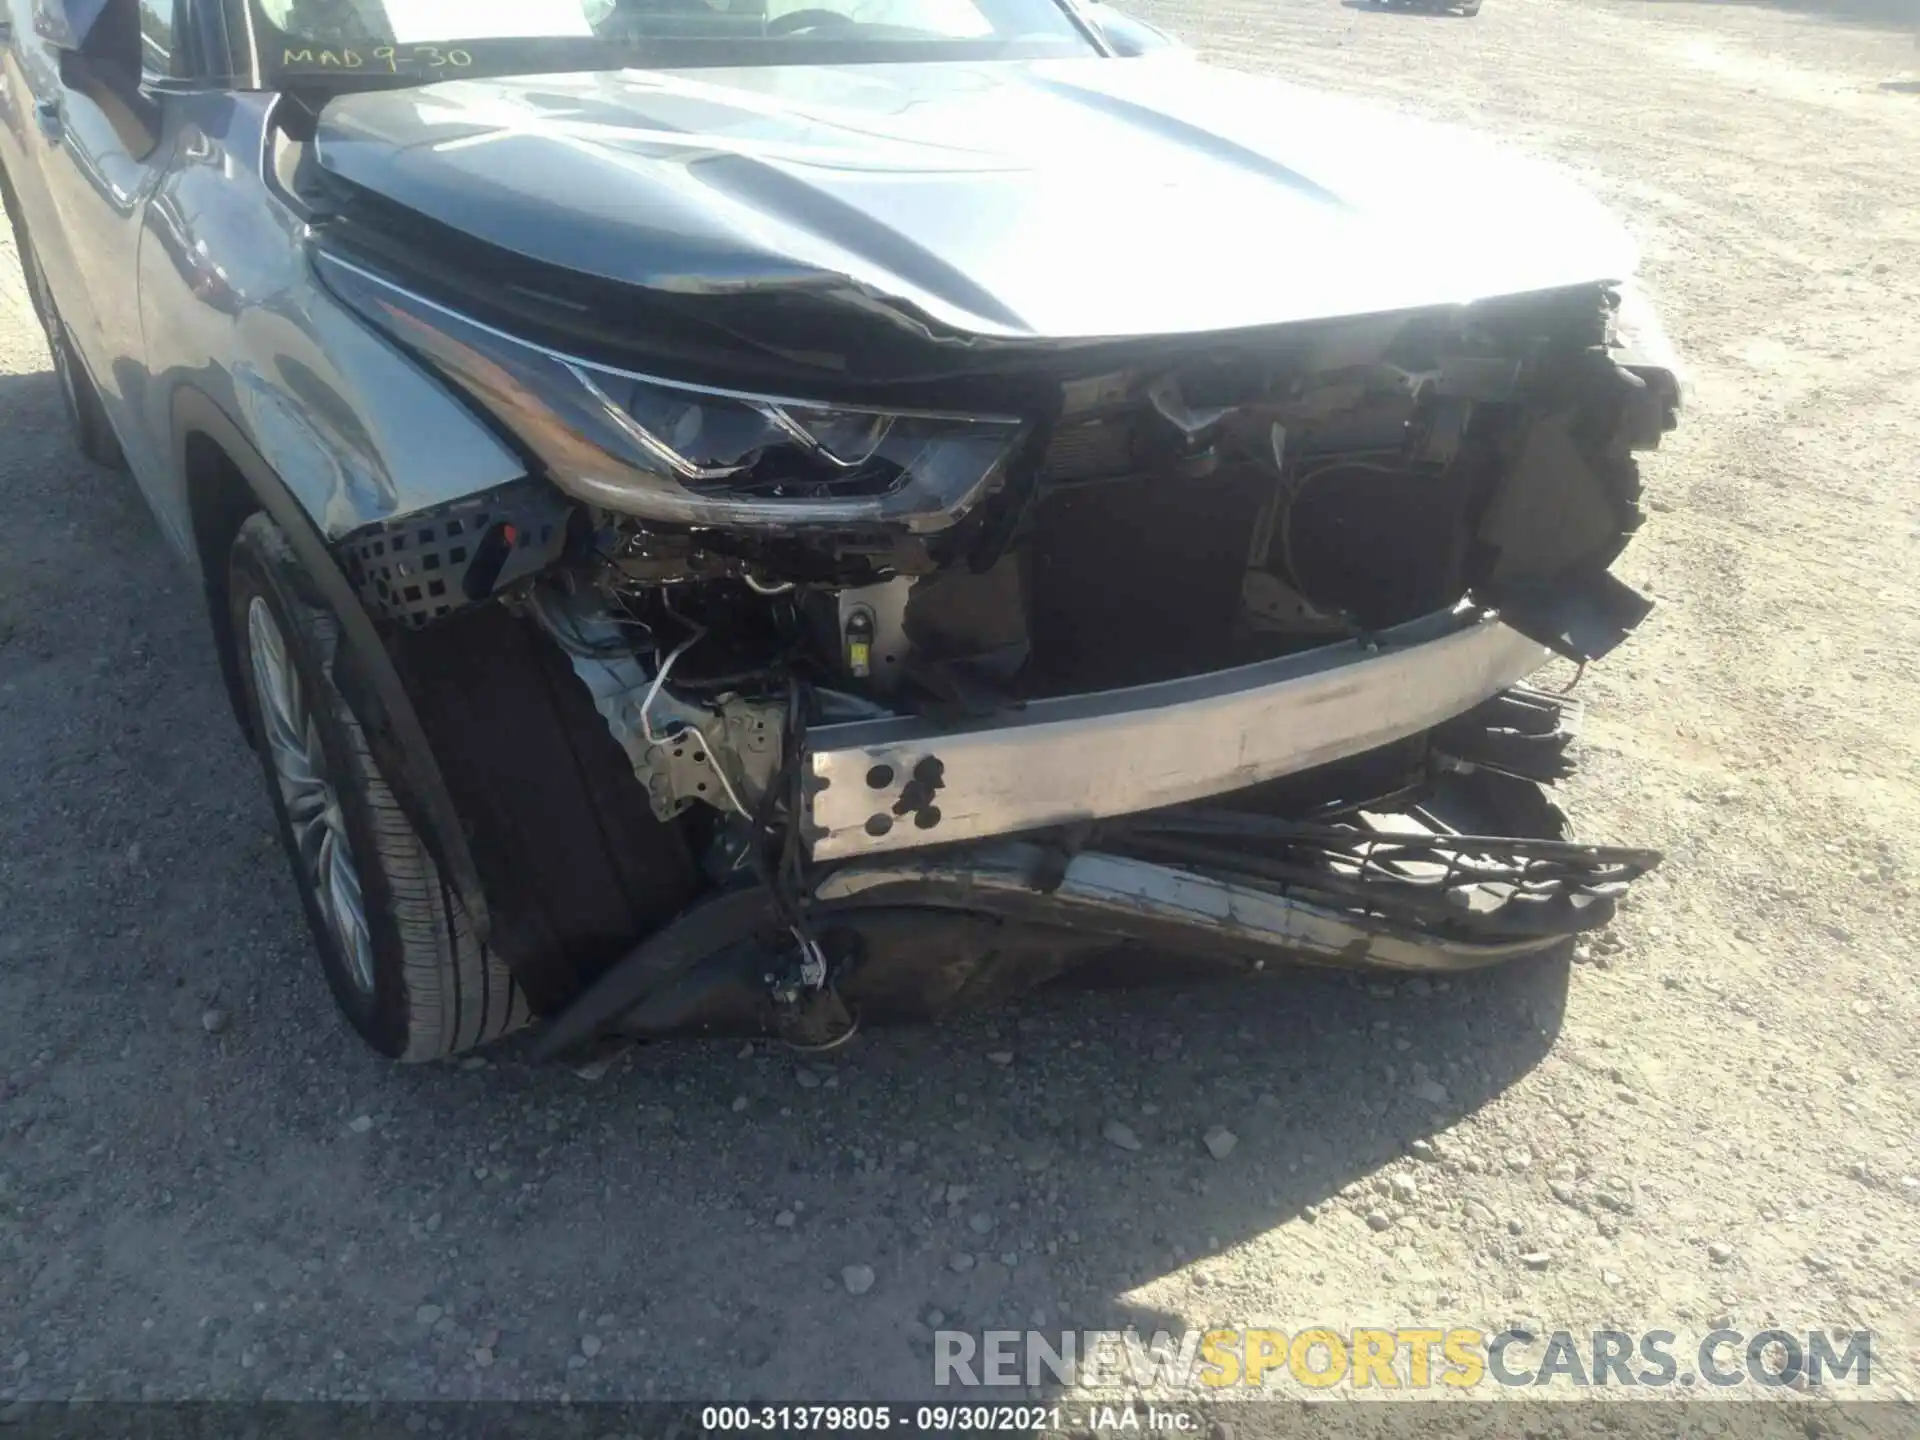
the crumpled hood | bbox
[314,58,1638,342]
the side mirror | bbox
[1080,1,1188,57]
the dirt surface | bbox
[3,0,1919,1418]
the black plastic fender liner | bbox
[532,885,782,1059]
[387,604,704,1014]
[171,385,495,943]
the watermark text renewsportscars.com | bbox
[933,1327,1874,1391]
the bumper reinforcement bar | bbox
[803,604,1548,860]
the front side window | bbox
[137,0,177,74]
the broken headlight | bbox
[1609,281,1686,397]
[315,252,1024,534]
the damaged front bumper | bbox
[804,603,1546,859]
[810,843,1614,971]
[535,746,1660,1055]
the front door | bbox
[32,0,177,458]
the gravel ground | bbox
[3,0,1919,1417]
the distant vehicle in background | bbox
[1376,0,1483,15]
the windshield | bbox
[252,0,1097,84]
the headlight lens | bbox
[1609,281,1685,389]
[315,252,1025,533]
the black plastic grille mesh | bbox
[343,483,573,628]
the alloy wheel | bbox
[246,596,376,995]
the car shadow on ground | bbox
[960,949,1574,1389]
[370,911,1573,1399]
[1339,0,1474,16]
[0,359,1574,1401]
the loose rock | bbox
[1203,1126,1238,1161]
[1103,1121,1143,1153]
[841,1265,875,1296]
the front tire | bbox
[229,513,529,1059]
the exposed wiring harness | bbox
[524,583,656,660]
[633,596,756,821]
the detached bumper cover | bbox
[813,845,1571,971]
[803,605,1547,860]
[533,814,1659,1056]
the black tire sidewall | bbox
[14,223,125,469]
[15,231,81,422]
[229,521,417,1058]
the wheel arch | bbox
[172,385,495,944]
[0,158,20,229]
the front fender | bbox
[137,92,526,549]
[170,386,495,943]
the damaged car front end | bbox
[306,174,1678,1054]
[0,0,1681,1059]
